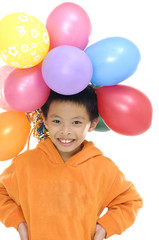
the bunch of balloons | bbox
[0,2,153,161]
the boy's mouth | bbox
[57,138,75,146]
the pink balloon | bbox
[4,66,50,112]
[46,2,92,50]
[0,65,14,110]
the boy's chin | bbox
[56,141,83,156]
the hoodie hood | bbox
[36,137,103,166]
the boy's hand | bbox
[94,223,107,240]
[18,222,28,240]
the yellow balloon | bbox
[0,13,50,68]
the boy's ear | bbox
[88,117,99,132]
[42,113,48,129]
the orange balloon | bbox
[0,111,31,161]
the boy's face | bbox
[43,101,98,161]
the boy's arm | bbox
[0,160,26,230]
[18,222,29,240]
[97,169,143,239]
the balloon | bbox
[0,65,14,110]
[97,85,153,136]
[85,37,141,86]
[4,66,50,112]
[46,2,91,50]
[42,46,93,95]
[0,111,31,161]
[0,12,50,68]
[94,115,110,132]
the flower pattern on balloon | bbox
[24,64,33,68]
[0,51,8,61]
[8,46,19,57]
[31,29,39,38]
[34,55,41,62]
[10,62,20,67]
[15,26,26,38]
[43,32,49,44]
[31,51,36,56]
[21,44,29,53]
[18,15,29,23]
[31,43,37,48]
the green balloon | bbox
[95,115,110,132]
[91,84,109,132]
[91,83,101,91]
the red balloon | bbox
[46,2,92,50]
[97,85,153,136]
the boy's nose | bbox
[60,124,71,135]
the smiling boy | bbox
[42,98,98,162]
[0,85,143,240]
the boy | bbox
[0,85,143,240]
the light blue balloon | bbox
[85,37,141,86]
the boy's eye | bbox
[73,121,82,125]
[52,120,60,124]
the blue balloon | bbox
[85,37,141,86]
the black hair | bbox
[41,84,99,121]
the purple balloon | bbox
[42,45,93,95]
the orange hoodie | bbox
[0,138,143,239]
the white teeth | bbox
[59,139,73,143]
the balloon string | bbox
[25,112,33,150]
[27,128,34,150]
[25,112,31,124]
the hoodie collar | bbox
[36,138,103,166]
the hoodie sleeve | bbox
[0,159,26,230]
[97,169,143,239]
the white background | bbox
[0,0,159,239]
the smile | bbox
[57,138,75,146]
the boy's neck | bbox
[55,144,84,162]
